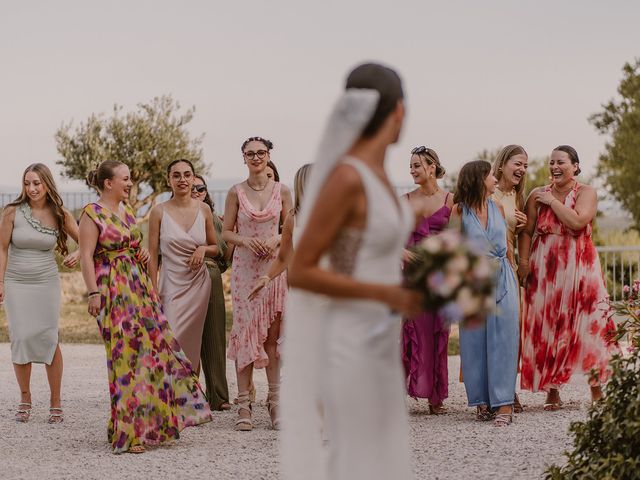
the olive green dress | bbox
[200,213,230,409]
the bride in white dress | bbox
[282,63,422,480]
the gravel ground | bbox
[0,343,589,480]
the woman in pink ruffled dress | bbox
[222,136,293,430]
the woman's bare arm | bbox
[0,206,16,303]
[288,164,422,317]
[78,214,100,293]
[517,188,540,282]
[535,184,597,231]
[147,205,162,292]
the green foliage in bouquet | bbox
[403,230,495,326]
[546,280,640,480]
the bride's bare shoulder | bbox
[325,163,363,192]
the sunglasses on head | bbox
[192,184,207,193]
[411,146,429,155]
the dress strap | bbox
[443,192,450,205]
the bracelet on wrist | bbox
[259,275,271,282]
[88,291,100,297]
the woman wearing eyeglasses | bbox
[402,146,453,415]
[148,159,221,371]
[222,137,293,430]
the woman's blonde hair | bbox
[9,163,69,255]
[293,164,312,215]
[492,145,528,210]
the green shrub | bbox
[545,349,640,480]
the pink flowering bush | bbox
[611,279,640,350]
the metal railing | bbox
[0,190,227,215]
[1,186,415,214]
[597,246,640,301]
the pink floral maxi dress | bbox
[521,184,618,392]
[83,203,212,453]
[227,184,288,370]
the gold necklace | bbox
[552,180,575,195]
[247,180,268,193]
[418,186,440,197]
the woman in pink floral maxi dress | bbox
[518,146,618,409]
[222,137,293,430]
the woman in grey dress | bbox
[0,163,79,423]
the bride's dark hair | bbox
[345,63,404,138]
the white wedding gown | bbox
[284,156,414,480]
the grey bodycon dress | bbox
[4,203,61,365]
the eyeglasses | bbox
[411,146,428,155]
[243,150,269,161]
[192,184,207,193]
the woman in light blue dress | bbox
[450,160,519,426]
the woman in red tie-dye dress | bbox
[518,145,618,409]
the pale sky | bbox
[1,0,639,191]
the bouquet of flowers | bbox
[611,280,640,349]
[403,230,495,326]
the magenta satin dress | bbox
[402,196,451,403]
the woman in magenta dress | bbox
[518,145,618,409]
[222,137,293,431]
[402,146,453,414]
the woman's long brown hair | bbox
[453,160,492,214]
[9,163,69,255]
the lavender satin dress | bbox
[402,196,451,404]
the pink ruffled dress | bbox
[227,183,288,370]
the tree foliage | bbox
[55,95,206,219]
[589,58,640,230]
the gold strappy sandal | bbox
[266,383,281,430]
[235,391,253,431]
[15,402,32,423]
[48,407,64,424]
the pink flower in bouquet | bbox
[427,271,446,292]
[445,254,469,275]
[441,272,463,297]
[623,285,631,294]
[439,230,461,252]
[472,257,493,280]
[422,236,442,254]
[456,286,482,316]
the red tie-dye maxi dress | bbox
[521,183,618,392]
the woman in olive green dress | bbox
[192,174,231,410]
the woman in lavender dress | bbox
[402,147,452,414]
